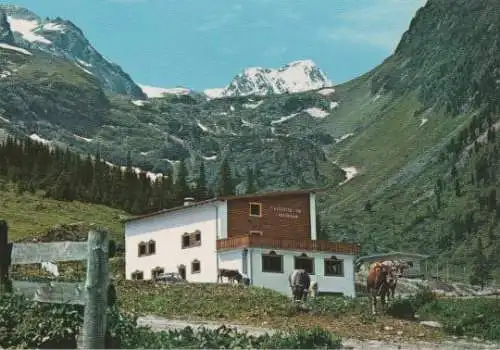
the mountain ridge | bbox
[0,4,146,99]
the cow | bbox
[381,260,410,301]
[288,269,313,301]
[367,262,392,315]
[217,268,243,284]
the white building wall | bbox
[217,250,244,271]
[125,203,223,282]
[217,202,228,239]
[309,193,317,240]
[249,248,356,297]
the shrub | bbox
[386,285,437,319]
[418,298,500,340]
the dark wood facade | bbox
[226,192,311,240]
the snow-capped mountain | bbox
[138,84,191,99]
[204,59,333,99]
[0,5,145,99]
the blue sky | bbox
[4,0,426,91]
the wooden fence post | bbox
[0,220,12,293]
[82,228,109,349]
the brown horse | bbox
[367,262,391,314]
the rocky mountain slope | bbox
[0,4,145,99]
[317,0,500,278]
[0,12,344,191]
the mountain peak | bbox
[204,59,333,99]
[0,4,145,99]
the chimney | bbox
[183,197,195,206]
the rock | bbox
[396,330,403,336]
[384,326,394,331]
[420,321,442,328]
[417,333,425,337]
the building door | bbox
[178,264,186,280]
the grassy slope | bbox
[0,181,125,241]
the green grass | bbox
[0,181,126,241]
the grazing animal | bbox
[367,262,391,314]
[217,268,243,284]
[381,260,410,300]
[288,269,311,301]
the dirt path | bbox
[137,315,499,350]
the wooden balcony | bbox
[216,235,360,254]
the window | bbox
[250,230,263,236]
[249,202,262,217]
[195,231,201,243]
[148,240,156,255]
[181,230,202,249]
[138,242,147,257]
[294,253,315,274]
[324,256,344,277]
[131,270,144,280]
[151,267,164,280]
[182,234,190,249]
[191,259,201,274]
[262,251,283,273]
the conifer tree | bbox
[195,161,208,200]
[245,166,257,194]
[217,157,234,196]
[469,237,492,289]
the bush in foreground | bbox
[0,293,342,349]
[386,286,500,341]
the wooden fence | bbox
[0,219,115,349]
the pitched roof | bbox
[123,187,325,223]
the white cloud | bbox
[324,0,427,51]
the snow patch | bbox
[339,166,359,185]
[230,105,235,112]
[104,161,162,182]
[330,101,339,110]
[304,107,329,119]
[0,70,11,78]
[76,63,93,75]
[73,134,92,142]
[131,100,148,107]
[271,113,298,125]
[317,88,336,96]
[7,17,51,44]
[0,43,32,55]
[0,116,10,123]
[165,159,180,165]
[242,100,263,109]
[197,121,210,132]
[419,118,428,127]
[77,59,92,68]
[42,23,65,32]
[241,119,255,128]
[335,133,354,143]
[202,155,217,161]
[372,94,381,101]
[204,88,225,99]
[29,133,51,145]
[139,84,191,98]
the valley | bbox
[0,0,499,284]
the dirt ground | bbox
[137,315,500,350]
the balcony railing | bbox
[216,235,360,254]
